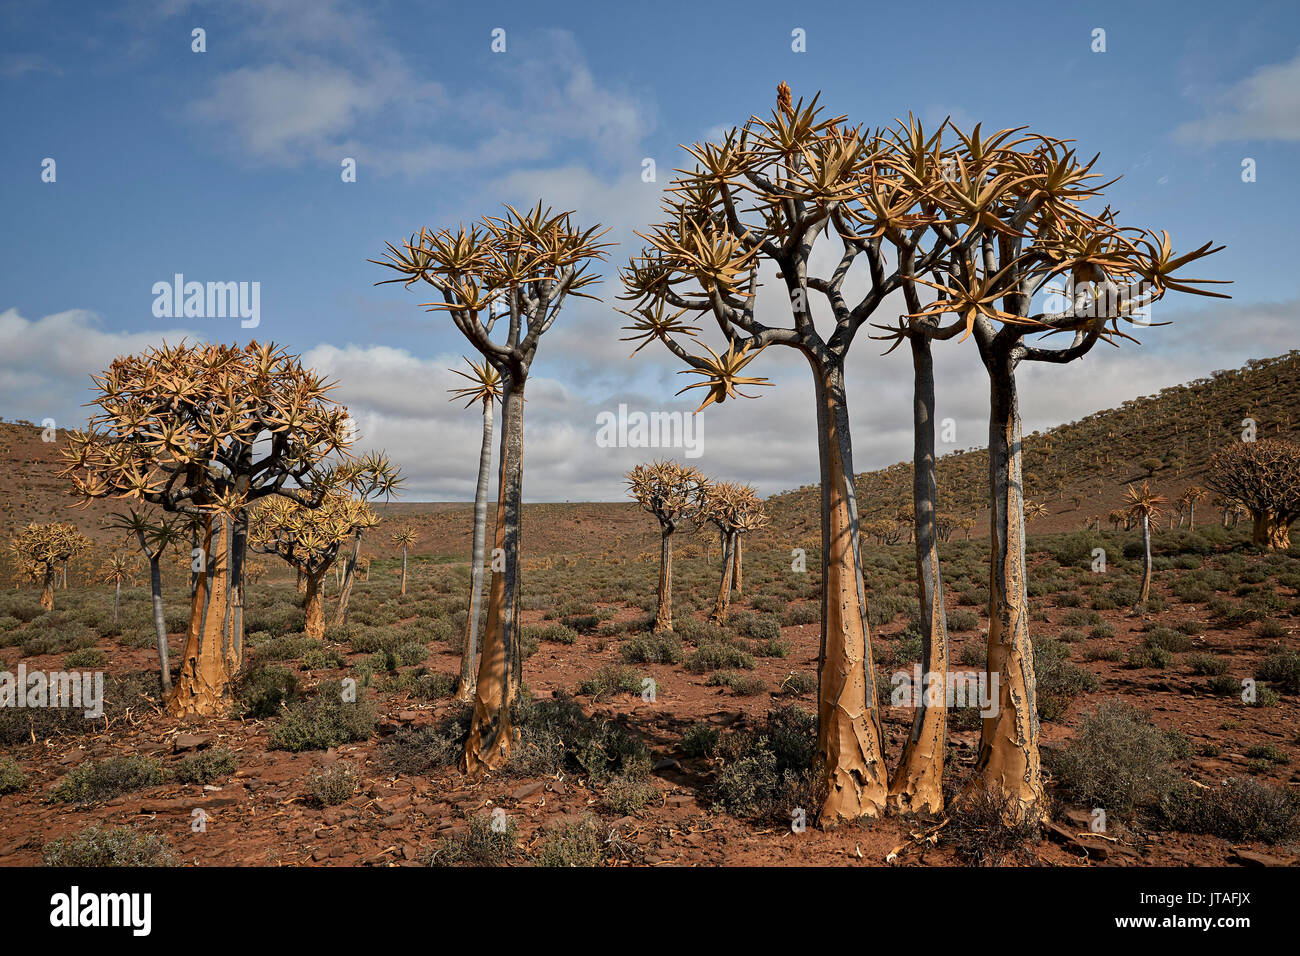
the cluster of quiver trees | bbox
[60,341,402,717]
[626,461,767,632]
[615,84,1227,824]
[43,85,1235,833]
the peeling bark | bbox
[971,347,1046,823]
[463,380,524,774]
[169,515,246,718]
[811,357,887,825]
[304,571,326,639]
[655,525,674,633]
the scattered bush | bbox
[42,825,178,867]
[268,682,377,752]
[307,763,358,806]
[174,747,238,785]
[50,755,166,805]
[1047,701,1179,814]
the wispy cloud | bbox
[1175,48,1300,143]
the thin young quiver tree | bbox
[391,525,418,596]
[107,509,189,693]
[330,452,401,628]
[627,460,708,633]
[99,552,139,625]
[1123,482,1166,604]
[60,341,358,716]
[447,357,503,701]
[373,203,610,772]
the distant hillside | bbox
[2,350,1297,565]
[766,350,1300,540]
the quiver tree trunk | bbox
[1138,514,1153,603]
[113,579,121,625]
[332,533,361,626]
[710,531,735,624]
[732,534,743,593]
[304,570,327,639]
[811,357,888,825]
[655,524,674,633]
[169,514,247,717]
[148,554,171,693]
[297,568,308,596]
[1251,511,1292,550]
[399,549,408,595]
[40,566,54,611]
[458,394,495,702]
[463,380,524,773]
[971,349,1046,823]
[889,335,948,815]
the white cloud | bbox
[2,299,1294,502]
[1175,49,1300,143]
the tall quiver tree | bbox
[60,341,355,717]
[250,491,378,638]
[874,313,953,815]
[392,525,418,596]
[447,357,503,702]
[885,116,1227,821]
[627,461,708,633]
[1123,482,1166,604]
[1207,439,1300,550]
[108,510,187,693]
[374,203,610,773]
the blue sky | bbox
[1,0,1297,500]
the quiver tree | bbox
[447,357,503,702]
[1206,439,1300,549]
[9,522,84,611]
[697,482,764,624]
[250,490,378,638]
[330,452,401,627]
[877,115,1226,822]
[108,509,189,693]
[60,341,358,717]
[1024,501,1049,524]
[374,202,610,773]
[627,460,708,632]
[391,525,418,596]
[1123,482,1166,604]
[99,553,139,625]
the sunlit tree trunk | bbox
[332,532,362,626]
[399,548,408,595]
[297,568,308,596]
[971,346,1046,822]
[890,334,948,815]
[732,534,743,594]
[810,356,888,825]
[458,395,494,702]
[1251,512,1292,550]
[304,570,327,639]
[40,565,54,611]
[169,514,247,717]
[710,532,735,624]
[464,379,524,773]
[113,578,121,625]
[654,524,674,633]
